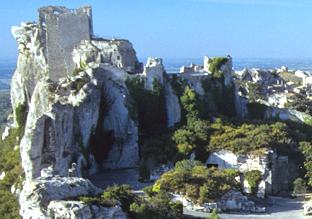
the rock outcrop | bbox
[20,64,140,180]
[19,176,102,218]
[11,22,48,126]
[47,201,127,219]
[10,6,143,218]
[164,79,181,127]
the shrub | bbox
[209,208,220,219]
[130,190,183,219]
[79,196,116,207]
[0,91,11,127]
[0,123,25,218]
[102,184,135,212]
[300,141,312,186]
[79,184,183,219]
[0,190,20,219]
[172,86,210,159]
[244,170,262,195]
[209,121,291,155]
[15,103,27,128]
[208,57,229,79]
[292,178,306,196]
[143,186,155,197]
[154,160,240,203]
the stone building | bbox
[206,149,293,197]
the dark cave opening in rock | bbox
[89,88,114,165]
[90,130,114,165]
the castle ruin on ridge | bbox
[38,6,93,80]
[37,6,141,81]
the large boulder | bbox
[19,176,102,218]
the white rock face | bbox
[19,176,102,218]
[20,64,139,180]
[20,71,101,180]
[1,125,10,140]
[234,82,249,118]
[100,65,139,169]
[11,22,48,126]
[164,80,181,127]
[265,107,309,123]
[304,200,312,216]
[220,56,234,87]
[48,201,127,219]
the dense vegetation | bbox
[0,105,26,218]
[172,83,305,158]
[0,91,11,129]
[153,160,240,203]
[209,121,293,155]
[202,58,237,117]
[79,184,184,219]
[126,76,177,164]
[172,86,210,161]
[208,57,229,79]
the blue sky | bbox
[1,0,312,59]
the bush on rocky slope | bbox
[153,160,240,203]
[79,184,183,219]
[0,126,25,218]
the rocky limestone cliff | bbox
[20,63,140,180]
[9,6,145,218]
[11,22,48,126]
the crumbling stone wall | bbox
[38,6,92,81]
[92,38,142,73]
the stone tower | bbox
[38,6,93,81]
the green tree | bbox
[244,170,262,195]
[299,141,312,186]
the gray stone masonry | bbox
[38,6,93,81]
